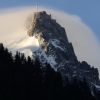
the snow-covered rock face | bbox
[27,11,100,85]
[27,11,77,66]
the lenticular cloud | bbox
[0,6,100,69]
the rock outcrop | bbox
[27,11,100,85]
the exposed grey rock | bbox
[27,11,100,85]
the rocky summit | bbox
[27,11,100,85]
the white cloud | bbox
[0,6,100,71]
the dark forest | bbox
[0,43,100,100]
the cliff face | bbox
[27,11,100,85]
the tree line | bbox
[0,43,99,100]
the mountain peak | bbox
[27,11,78,63]
[27,11,68,41]
[27,11,100,85]
[34,11,51,20]
[27,11,51,36]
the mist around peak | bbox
[0,6,100,70]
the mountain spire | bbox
[27,11,100,85]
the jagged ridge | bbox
[27,11,100,85]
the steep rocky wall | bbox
[27,11,100,85]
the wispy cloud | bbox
[0,6,100,70]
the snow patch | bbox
[34,47,57,70]
[34,48,48,64]
[50,39,64,51]
[48,55,57,70]
[94,84,100,91]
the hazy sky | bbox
[0,6,100,67]
[0,1,100,72]
[0,0,100,39]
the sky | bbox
[0,0,100,72]
[0,0,100,39]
